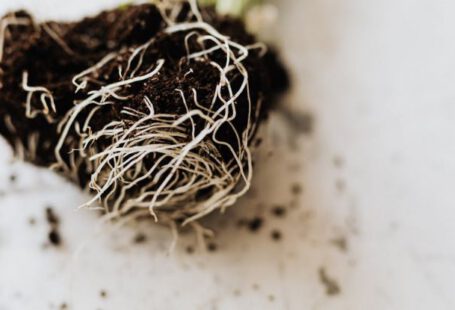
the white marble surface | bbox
[1,0,455,309]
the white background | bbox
[1,0,455,309]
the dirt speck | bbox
[186,245,195,254]
[248,217,263,232]
[48,229,61,246]
[207,242,218,252]
[271,206,286,218]
[46,207,59,225]
[9,174,16,183]
[100,290,107,298]
[281,108,314,135]
[45,207,62,247]
[133,233,147,244]
[271,230,282,241]
[331,237,348,252]
[318,268,341,296]
[291,183,303,196]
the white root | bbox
[41,22,75,56]
[72,52,118,93]
[50,0,267,226]
[22,71,57,122]
[0,15,32,63]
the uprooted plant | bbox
[0,0,288,229]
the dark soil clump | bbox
[247,217,263,232]
[100,290,107,298]
[45,207,62,246]
[0,3,288,221]
[46,207,59,225]
[207,242,218,252]
[270,229,282,241]
[133,233,147,244]
[318,268,341,296]
[271,206,286,217]
[48,229,61,246]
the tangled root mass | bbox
[0,2,288,225]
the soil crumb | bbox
[331,236,348,252]
[248,217,263,232]
[9,174,16,183]
[186,245,195,254]
[48,229,61,246]
[100,290,107,298]
[318,268,341,296]
[45,207,62,246]
[271,206,286,218]
[207,242,218,252]
[280,108,314,135]
[46,207,59,225]
[271,230,282,241]
[133,233,147,244]
[291,183,303,196]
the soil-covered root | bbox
[0,1,288,225]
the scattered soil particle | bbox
[271,206,286,218]
[271,230,282,241]
[268,294,275,302]
[291,183,303,196]
[28,217,36,225]
[45,207,62,246]
[254,138,263,147]
[9,174,16,183]
[281,108,313,135]
[100,290,107,298]
[48,229,61,246]
[133,233,147,244]
[60,303,68,310]
[318,268,341,296]
[330,236,348,252]
[186,245,194,254]
[248,217,263,232]
[233,289,241,296]
[45,207,59,225]
[252,283,260,290]
[207,242,218,252]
